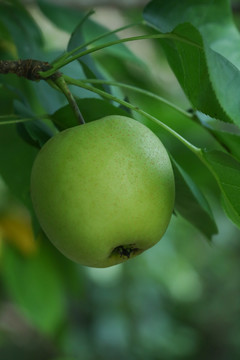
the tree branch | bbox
[0,59,53,81]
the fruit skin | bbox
[31,115,175,268]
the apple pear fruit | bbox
[30,115,175,267]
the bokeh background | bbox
[1,1,240,359]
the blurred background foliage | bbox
[1,1,240,359]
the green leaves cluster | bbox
[144,0,240,230]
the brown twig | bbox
[0,59,54,80]
[0,58,85,125]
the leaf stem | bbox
[0,113,50,125]
[63,75,201,155]
[0,117,32,125]
[77,78,193,119]
[64,21,142,61]
[41,33,201,78]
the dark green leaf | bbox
[172,159,218,239]
[50,104,82,131]
[31,79,68,115]
[0,0,43,58]
[51,98,130,131]
[144,0,232,38]
[204,48,240,127]
[202,150,240,228]
[0,84,18,115]
[16,120,54,149]
[14,101,55,148]
[67,19,110,94]
[0,19,16,59]
[0,124,37,208]
[195,111,240,160]
[82,19,144,65]
[38,0,85,33]
[148,22,228,121]
[2,239,65,334]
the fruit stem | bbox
[53,76,85,125]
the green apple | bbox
[31,115,175,267]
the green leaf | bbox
[14,101,55,148]
[195,111,240,160]
[1,240,65,335]
[0,0,43,57]
[143,0,240,126]
[0,84,18,115]
[82,19,144,65]
[40,0,142,65]
[147,21,228,122]
[0,19,16,58]
[204,48,240,127]
[202,150,240,228]
[144,0,233,40]
[38,0,85,33]
[67,19,110,94]
[172,159,218,239]
[0,124,37,208]
[195,111,240,136]
[16,120,54,148]
[31,79,68,114]
[51,98,130,131]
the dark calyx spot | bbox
[111,244,143,259]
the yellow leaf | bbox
[0,210,38,256]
